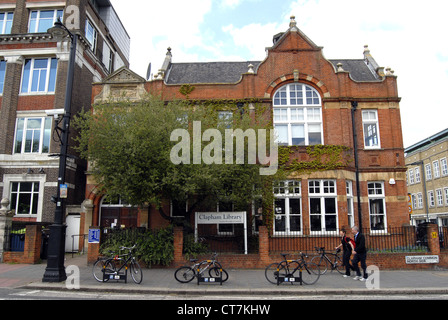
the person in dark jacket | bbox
[351,226,368,281]
[335,228,354,277]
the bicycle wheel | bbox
[130,259,143,284]
[310,255,329,275]
[101,259,117,282]
[92,259,106,282]
[301,262,320,285]
[208,267,229,282]
[174,266,196,283]
[265,262,281,284]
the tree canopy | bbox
[73,95,278,223]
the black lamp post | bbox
[42,19,77,282]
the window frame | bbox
[444,188,448,206]
[367,181,387,232]
[10,182,40,216]
[85,19,98,53]
[0,59,6,94]
[433,160,440,179]
[273,180,302,235]
[308,179,338,234]
[436,189,443,207]
[28,9,63,33]
[0,12,13,34]
[3,174,46,221]
[428,190,435,208]
[13,117,52,154]
[273,83,323,147]
[346,180,354,228]
[362,110,381,149]
[441,158,448,177]
[20,57,58,94]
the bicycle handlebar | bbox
[119,244,136,251]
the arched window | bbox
[273,83,323,146]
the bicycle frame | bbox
[315,247,339,269]
[276,253,307,285]
[102,246,138,282]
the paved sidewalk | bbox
[1,254,448,296]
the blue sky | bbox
[110,0,448,148]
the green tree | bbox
[73,95,278,225]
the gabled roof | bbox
[101,66,146,84]
[329,59,380,82]
[165,61,261,85]
[161,17,383,85]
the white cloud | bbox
[222,22,282,59]
[221,0,242,9]
[109,0,448,147]
[286,0,448,147]
[110,0,213,78]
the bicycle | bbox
[310,246,344,275]
[101,245,143,284]
[265,252,320,285]
[92,250,118,282]
[174,252,229,283]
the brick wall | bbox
[3,225,42,264]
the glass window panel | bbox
[291,125,305,146]
[18,193,31,214]
[290,215,301,232]
[48,58,57,92]
[325,215,337,231]
[274,199,285,215]
[275,216,286,232]
[310,215,321,232]
[42,118,51,153]
[274,125,288,145]
[309,198,321,214]
[0,60,6,93]
[21,59,31,92]
[290,108,304,121]
[290,198,300,214]
[324,198,336,213]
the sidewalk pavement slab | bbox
[1,254,447,297]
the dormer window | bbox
[273,83,323,146]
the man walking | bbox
[351,226,368,281]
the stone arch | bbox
[264,72,331,99]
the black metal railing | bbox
[268,226,427,254]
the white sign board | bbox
[195,211,248,254]
[405,255,439,264]
[196,212,245,224]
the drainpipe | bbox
[351,101,363,230]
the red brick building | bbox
[86,16,408,242]
[0,0,129,252]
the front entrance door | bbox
[65,214,81,252]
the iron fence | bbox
[269,226,427,255]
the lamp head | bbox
[47,18,71,39]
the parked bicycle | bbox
[95,245,143,284]
[92,249,117,282]
[174,252,228,283]
[265,252,320,285]
[310,246,344,275]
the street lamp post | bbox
[42,19,77,282]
